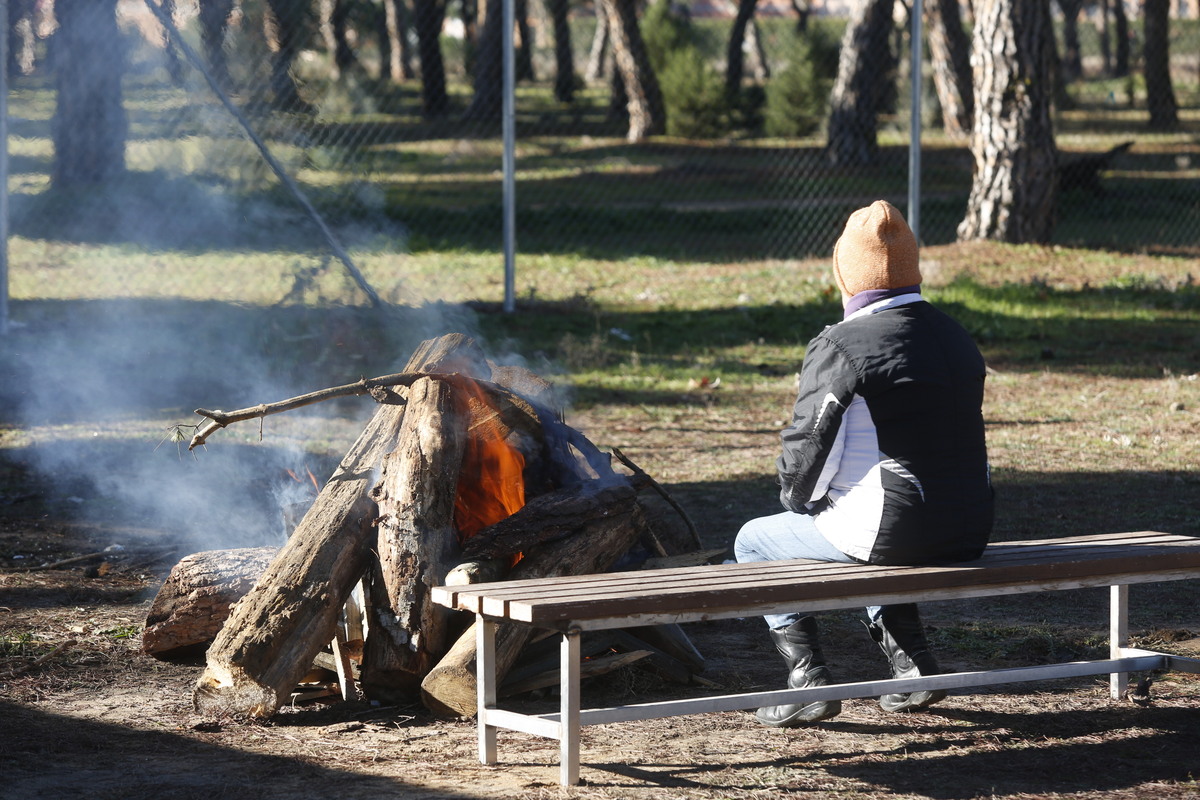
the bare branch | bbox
[187,371,430,450]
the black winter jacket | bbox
[777,294,993,565]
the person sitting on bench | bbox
[735,200,995,728]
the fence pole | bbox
[502,0,517,314]
[907,0,923,243]
[1,0,9,337]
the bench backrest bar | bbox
[432,531,1200,630]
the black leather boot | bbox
[867,604,948,712]
[755,616,842,727]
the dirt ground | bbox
[3,442,1200,800]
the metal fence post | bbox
[908,0,923,244]
[502,0,517,314]
[1,0,9,337]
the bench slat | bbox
[432,532,1200,625]
[436,531,1187,610]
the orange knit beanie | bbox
[832,200,921,297]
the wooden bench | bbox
[431,531,1200,786]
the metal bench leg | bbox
[560,628,581,786]
[1110,584,1129,700]
[477,616,498,764]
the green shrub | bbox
[642,0,729,138]
[660,46,728,138]
[641,0,692,75]
[764,33,832,138]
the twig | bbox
[4,639,77,678]
[187,371,432,450]
[611,447,703,550]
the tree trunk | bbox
[925,0,973,139]
[462,0,505,122]
[1114,0,1130,77]
[957,0,1057,243]
[1057,0,1084,82]
[379,0,416,80]
[548,0,576,102]
[263,0,315,112]
[746,18,769,81]
[51,0,127,187]
[789,0,810,33]
[516,0,535,82]
[1100,0,1111,75]
[7,0,38,77]
[414,0,450,115]
[585,8,609,83]
[420,498,651,717]
[827,0,895,166]
[319,0,363,81]
[600,0,666,141]
[142,547,279,658]
[1143,0,1178,130]
[725,0,760,99]
[199,0,236,91]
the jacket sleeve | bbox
[776,333,860,513]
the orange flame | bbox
[454,383,526,543]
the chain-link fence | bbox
[6,1,1200,314]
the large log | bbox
[192,333,484,718]
[142,547,278,658]
[358,375,470,701]
[419,496,650,717]
[461,481,644,560]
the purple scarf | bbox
[843,284,922,318]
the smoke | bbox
[0,290,483,556]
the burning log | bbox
[358,375,470,701]
[419,497,650,718]
[460,480,647,561]
[142,546,278,658]
[192,335,481,718]
[177,332,706,719]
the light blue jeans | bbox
[735,510,882,629]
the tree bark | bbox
[600,0,666,141]
[420,499,651,717]
[957,0,1057,243]
[461,481,643,560]
[51,0,127,187]
[548,0,576,102]
[1057,0,1084,82]
[925,0,973,139]
[462,0,504,122]
[143,547,278,658]
[414,0,450,115]
[357,377,471,702]
[264,0,314,112]
[192,404,406,717]
[1100,0,1111,76]
[515,0,535,82]
[1143,0,1178,130]
[725,0,760,99]
[7,0,38,77]
[319,0,363,81]
[199,0,236,91]
[827,0,895,166]
[585,8,609,83]
[381,0,416,81]
[1114,0,1130,77]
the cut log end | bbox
[193,665,280,719]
